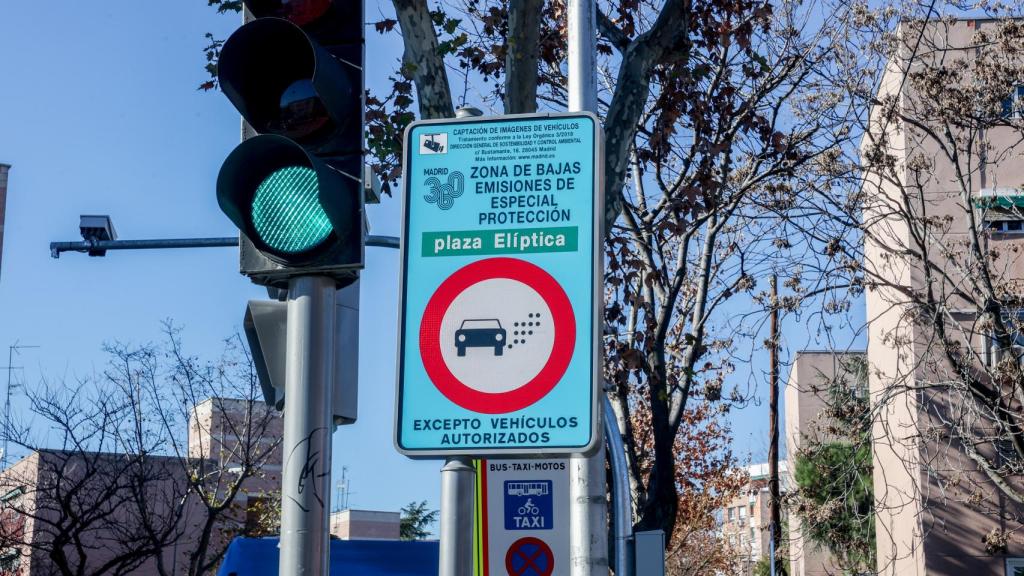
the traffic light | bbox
[216,0,364,288]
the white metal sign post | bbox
[478,459,571,576]
[395,112,603,457]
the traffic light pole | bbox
[281,275,336,576]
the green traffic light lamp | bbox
[216,134,360,265]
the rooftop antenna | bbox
[335,466,353,511]
[2,342,38,468]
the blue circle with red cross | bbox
[504,537,554,576]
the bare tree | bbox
[0,379,184,576]
[108,325,282,575]
[0,326,281,576]
[371,0,861,544]
[799,0,1024,569]
[195,0,868,558]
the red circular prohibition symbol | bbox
[505,537,554,576]
[419,257,576,414]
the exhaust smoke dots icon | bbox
[509,313,543,349]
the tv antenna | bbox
[1,342,38,468]
[335,466,354,511]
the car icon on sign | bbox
[455,319,506,357]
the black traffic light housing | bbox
[218,18,361,156]
[216,1,364,289]
[217,135,361,267]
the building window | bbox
[1006,557,1024,576]
[749,502,755,516]
[727,507,735,522]
[976,188,1024,223]
[1002,85,1024,119]
[739,506,746,520]
[0,487,23,503]
[0,549,20,572]
[988,219,1024,234]
[989,310,1024,368]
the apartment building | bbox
[328,509,401,540]
[862,17,1024,575]
[717,462,789,575]
[784,350,866,576]
[0,398,282,575]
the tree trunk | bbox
[392,0,455,120]
[601,0,689,229]
[504,0,541,114]
[636,348,679,539]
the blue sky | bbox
[0,0,439,514]
[0,0,863,519]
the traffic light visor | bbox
[218,17,359,154]
[251,166,332,254]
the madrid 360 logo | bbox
[424,171,465,210]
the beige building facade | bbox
[862,17,1024,576]
[783,351,864,576]
[0,398,283,575]
[329,509,401,541]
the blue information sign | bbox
[504,480,553,530]
[395,113,602,456]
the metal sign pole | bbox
[568,0,608,573]
[439,456,476,576]
[280,276,337,576]
[605,397,634,576]
[435,105,483,576]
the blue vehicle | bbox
[455,319,506,356]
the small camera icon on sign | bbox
[419,133,448,154]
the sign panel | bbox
[475,459,570,576]
[504,480,552,530]
[506,538,554,576]
[396,113,602,456]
